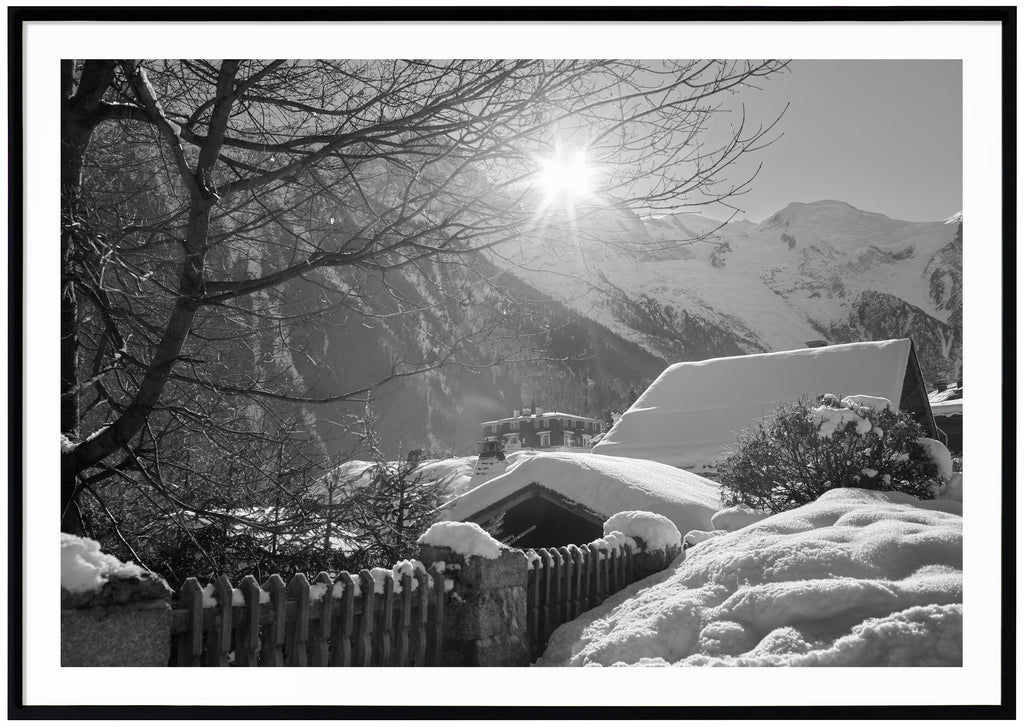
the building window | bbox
[510,420,518,430]
[539,432,550,447]
[563,432,575,447]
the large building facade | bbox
[479,406,604,453]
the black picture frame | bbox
[9,4,1015,720]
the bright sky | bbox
[712,60,963,224]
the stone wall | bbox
[418,544,530,667]
[61,572,172,667]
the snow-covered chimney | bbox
[935,378,947,391]
[512,409,519,417]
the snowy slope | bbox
[537,488,962,667]
[439,451,722,536]
[502,200,961,381]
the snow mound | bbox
[440,452,721,536]
[418,521,504,559]
[711,504,770,532]
[916,437,954,480]
[538,488,962,667]
[603,511,681,551]
[61,533,144,593]
[683,529,727,548]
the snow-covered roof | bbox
[538,487,962,667]
[592,339,914,470]
[480,411,603,426]
[439,451,722,536]
[928,385,963,417]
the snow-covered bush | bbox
[718,395,944,513]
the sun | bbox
[535,150,595,204]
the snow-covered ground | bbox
[438,451,722,536]
[537,488,962,667]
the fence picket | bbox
[588,544,602,606]
[429,564,445,666]
[379,574,395,666]
[413,569,429,666]
[550,549,563,638]
[538,548,553,643]
[568,545,583,619]
[261,575,286,667]
[625,544,634,584]
[526,550,540,655]
[236,575,261,666]
[176,578,203,666]
[557,546,572,624]
[203,576,233,667]
[329,572,355,667]
[397,574,413,666]
[310,572,333,666]
[578,546,592,613]
[356,571,375,666]
[609,549,620,593]
[285,574,310,667]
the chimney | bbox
[934,378,947,392]
[804,340,828,348]
[512,408,519,417]
[957,378,962,389]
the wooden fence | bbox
[169,566,446,666]
[524,543,644,658]
[163,543,678,666]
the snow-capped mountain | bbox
[507,199,962,386]
[258,198,960,457]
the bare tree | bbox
[60,59,787,550]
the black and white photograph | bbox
[12,7,1011,718]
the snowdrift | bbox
[439,452,722,536]
[592,339,915,470]
[537,488,962,667]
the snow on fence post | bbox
[418,525,530,667]
[60,536,173,667]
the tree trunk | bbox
[59,70,97,535]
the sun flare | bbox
[535,151,595,203]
